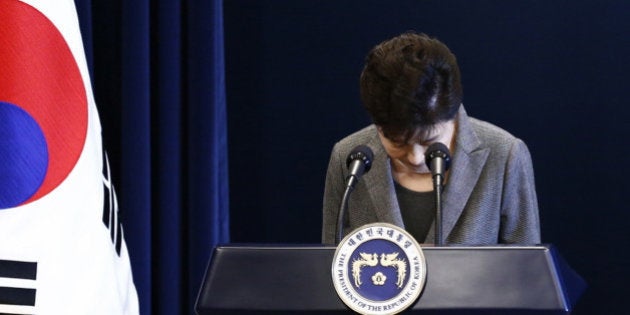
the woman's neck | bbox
[392,169,435,192]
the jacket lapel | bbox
[361,106,489,243]
[436,107,489,242]
[362,133,405,227]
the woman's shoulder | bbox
[468,117,517,141]
[333,125,379,153]
[464,115,530,157]
[457,105,524,149]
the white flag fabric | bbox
[0,0,139,314]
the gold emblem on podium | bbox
[332,223,426,315]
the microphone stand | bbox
[335,145,373,245]
[335,184,353,245]
[426,143,450,247]
[433,172,445,246]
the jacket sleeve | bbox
[500,139,541,244]
[321,142,346,245]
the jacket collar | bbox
[425,106,490,243]
[362,129,405,226]
[361,106,490,243]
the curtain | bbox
[75,0,230,314]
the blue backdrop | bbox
[224,1,629,314]
[79,0,628,314]
[76,0,229,314]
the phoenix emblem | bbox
[351,252,407,288]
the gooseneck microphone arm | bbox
[335,145,374,245]
[336,185,354,245]
[433,171,445,246]
[425,142,451,246]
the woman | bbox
[322,32,540,245]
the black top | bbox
[394,180,435,243]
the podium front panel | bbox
[195,245,585,314]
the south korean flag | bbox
[0,0,138,314]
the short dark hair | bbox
[360,32,463,143]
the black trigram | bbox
[0,259,37,313]
[102,152,122,256]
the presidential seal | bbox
[332,223,427,315]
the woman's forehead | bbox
[383,121,450,143]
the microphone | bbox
[424,142,451,246]
[425,142,451,181]
[336,145,374,244]
[345,145,374,190]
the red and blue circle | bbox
[0,0,87,209]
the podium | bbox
[195,244,585,314]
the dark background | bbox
[223,0,629,314]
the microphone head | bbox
[346,145,374,173]
[425,142,451,172]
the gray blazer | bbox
[322,106,541,245]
